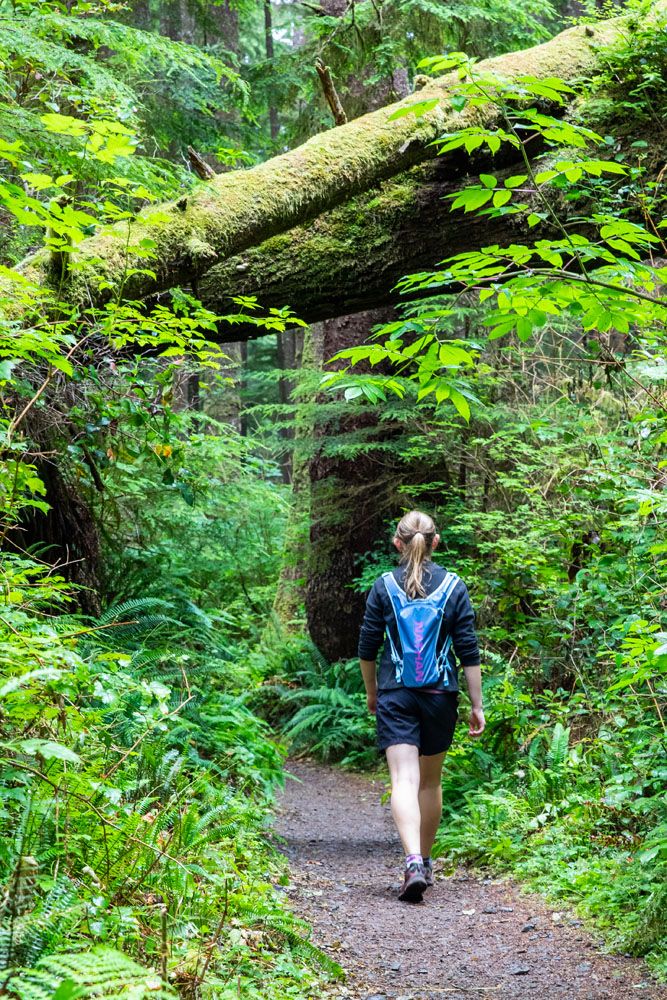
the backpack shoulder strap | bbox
[382,573,404,674]
[435,572,461,668]
[429,570,460,605]
[382,571,402,597]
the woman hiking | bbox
[358,510,485,903]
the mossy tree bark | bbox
[6,13,632,314]
[199,160,551,338]
[305,310,405,661]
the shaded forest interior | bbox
[0,0,666,998]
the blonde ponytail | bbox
[394,511,437,599]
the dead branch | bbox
[187,146,216,180]
[315,57,348,125]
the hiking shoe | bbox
[423,858,434,887]
[397,862,427,902]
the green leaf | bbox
[40,113,88,137]
[0,359,18,381]
[449,187,494,213]
[437,344,473,367]
[516,317,533,341]
[449,388,471,420]
[418,53,468,73]
[493,190,512,208]
[18,739,81,764]
[636,845,661,864]
[388,98,440,121]
[20,173,54,191]
[534,169,559,184]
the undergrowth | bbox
[0,551,340,998]
[434,659,666,978]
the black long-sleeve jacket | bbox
[357,560,480,691]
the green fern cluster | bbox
[6,947,175,1000]
[0,874,79,971]
[255,645,376,766]
[545,722,570,775]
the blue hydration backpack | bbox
[382,571,460,688]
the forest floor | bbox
[274,760,666,1000]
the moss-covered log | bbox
[7,11,633,313]
[199,160,545,337]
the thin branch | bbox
[6,332,93,444]
[194,879,229,988]
[315,58,348,125]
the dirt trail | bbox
[275,760,664,1000]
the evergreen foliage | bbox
[0,0,665,992]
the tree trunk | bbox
[272,326,316,628]
[305,309,402,660]
[276,329,304,481]
[264,0,280,142]
[9,443,102,616]
[6,12,632,314]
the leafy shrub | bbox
[0,557,336,997]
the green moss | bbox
[6,5,646,319]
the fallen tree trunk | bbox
[7,12,631,313]
[198,160,545,338]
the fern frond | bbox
[7,947,176,1000]
[98,599,174,626]
[546,723,570,773]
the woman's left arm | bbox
[451,583,485,737]
[358,581,386,714]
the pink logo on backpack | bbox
[414,620,425,682]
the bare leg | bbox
[418,751,445,857]
[385,743,421,855]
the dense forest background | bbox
[0,0,666,996]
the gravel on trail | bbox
[274,759,665,1000]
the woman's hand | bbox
[469,706,485,737]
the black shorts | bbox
[376,688,459,757]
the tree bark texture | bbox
[199,159,550,339]
[276,328,304,481]
[9,452,102,615]
[272,326,317,628]
[304,309,405,660]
